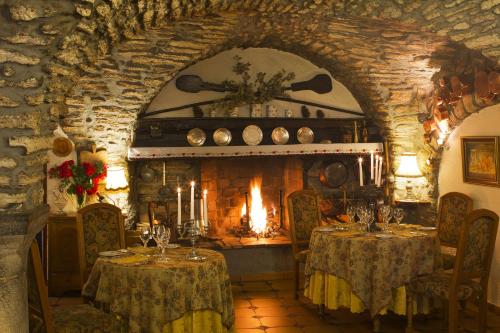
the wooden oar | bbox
[175,74,333,94]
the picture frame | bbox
[461,136,499,187]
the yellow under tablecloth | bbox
[164,310,235,333]
[304,271,432,316]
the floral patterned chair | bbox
[406,209,498,333]
[437,192,473,270]
[287,189,322,299]
[28,240,125,333]
[76,203,125,285]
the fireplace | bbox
[132,156,303,241]
[201,157,303,237]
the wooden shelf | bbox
[128,142,383,160]
[133,117,382,147]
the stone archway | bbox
[0,1,498,331]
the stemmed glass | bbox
[393,208,405,227]
[346,205,355,224]
[380,205,393,231]
[153,224,171,262]
[139,226,152,248]
[356,205,370,232]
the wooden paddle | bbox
[175,73,333,94]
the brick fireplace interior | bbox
[201,157,303,237]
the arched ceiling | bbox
[0,0,498,211]
[59,6,495,164]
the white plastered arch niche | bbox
[145,47,364,119]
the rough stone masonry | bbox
[0,0,498,332]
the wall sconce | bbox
[106,166,129,190]
[395,153,423,201]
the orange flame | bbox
[241,177,267,235]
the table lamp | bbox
[395,152,422,200]
[106,166,128,190]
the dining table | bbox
[304,223,441,329]
[82,246,235,333]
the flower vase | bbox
[76,193,86,209]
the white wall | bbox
[146,47,364,118]
[439,104,500,306]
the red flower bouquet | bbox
[49,160,107,207]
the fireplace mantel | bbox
[128,143,383,160]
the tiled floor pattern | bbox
[50,279,500,333]
[230,280,500,333]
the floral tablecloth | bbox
[304,225,441,317]
[82,247,234,333]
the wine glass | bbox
[380,205,393,231]
[139,226,152,248]
[153,225,170,261]
[393,208,405,227]
[346,205,355,224]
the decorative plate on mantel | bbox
[271,127,289,145]
[242,125,263,146]
[213,128,232,146]
[297,127,314,144]
[187,128,206,146]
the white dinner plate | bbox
[316,226,336,232]
[99,250,124,257]
[375,234,394,239]
[418,226,437,231]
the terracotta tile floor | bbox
[50,279,500,333]
[231,279,500,333]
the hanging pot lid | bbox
[319,160,348,188]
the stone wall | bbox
[0,0,498,213]
[0,1,498,330]
[0,0,500,210]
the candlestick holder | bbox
[177,219,208,261]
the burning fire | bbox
[241,177,267,235]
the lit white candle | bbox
[203,189,208,227]
[199,197,203,228]
[370,152,374,180]
[177,187,182,226]
[358,157,364,187]
[377,156,384,187]
[162,161,166,186]
[190,181,195,220]
[374,154,380,184]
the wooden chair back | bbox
[437,192,473,247]
[28,240,55,333]
[287,189,321,254]
[76,203,125,285]
[452,209,498,293]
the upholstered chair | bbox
[437,192,473,270]
[287,189,322,299]
[76,203,125,285]
[28,240,125,333]
[406,209,499,333]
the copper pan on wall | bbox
[319,160,349,188]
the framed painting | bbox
[461,136,499,187]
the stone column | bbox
[0,205,49,333]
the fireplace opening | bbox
[201,156,303,240]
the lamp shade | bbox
[395,153,422,178]
[106,166,128,190]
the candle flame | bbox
[190,181,195,187]
[177,187,181,193]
